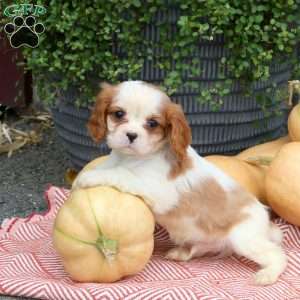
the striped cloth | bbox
[0,186,300,300]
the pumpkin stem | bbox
[243,156,274,166]
[95,236,118,261]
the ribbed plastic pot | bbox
[51,65,290,171]
[51,9,291,171]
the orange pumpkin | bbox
[205,155,267,204]
[237,136,290,163]
[288,103,300,142]
[53,185,155,283]
[265,142,300,226]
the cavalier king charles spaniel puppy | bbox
[73,81,287,285]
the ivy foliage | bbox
[1,0,299,107]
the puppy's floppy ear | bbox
[165,102,192,177]
[87,82,115,143]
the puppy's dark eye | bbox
[147,119,159,128]
[114,110,125,119]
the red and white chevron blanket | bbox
[0,186,300,300]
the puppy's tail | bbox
[269,222,283,244]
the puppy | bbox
[73,81,287,285]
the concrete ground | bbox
[0,113,71,300]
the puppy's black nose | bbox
[126,132,138,143]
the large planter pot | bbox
[51,10,291,171]
[52,64,290,171]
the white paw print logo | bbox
[4,15,45,48]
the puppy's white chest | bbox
[133,171,180,214]
[116,155,180,214]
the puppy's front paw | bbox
[71,171,100,190]
[71,175,87,190]
[165,247,192,262]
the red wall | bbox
[0,31,25,108]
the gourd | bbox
[236,136,290,164]
[288,104,300,142]
[53,186,155,283]
[265,142,300,226]
[205,155,267,203]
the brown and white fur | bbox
[73,81,287,285]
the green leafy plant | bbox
[1,0,299,108]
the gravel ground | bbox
[0,114,71,300]
[0,126,70,220]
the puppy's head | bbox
[88,81,191,172]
